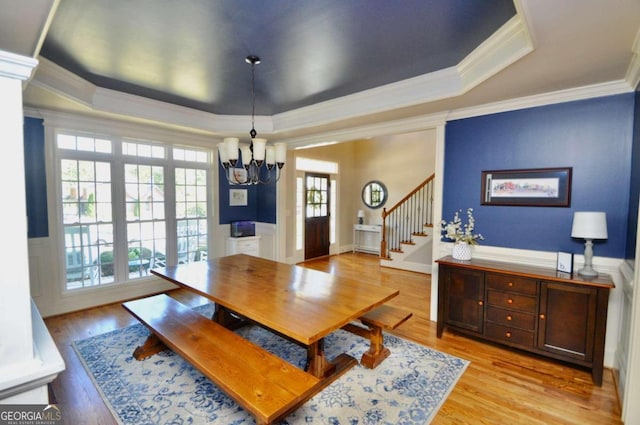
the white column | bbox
[430,122,446,322]
[0,50,40,387]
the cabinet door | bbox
[443,267,485,334]
[537,281,597,362]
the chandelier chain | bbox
[250,59,257,139]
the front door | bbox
[304,173,330,259]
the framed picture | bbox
[481,167,572,207]
[556,251,573,274]
[229,189,248,206]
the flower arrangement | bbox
[440,208,484,245]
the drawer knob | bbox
[505,332,512,338]
[507,298,513,304]
[478,300,484,306]
[507,315,513,321]
[508,282,513,287]
[539,314,545,320]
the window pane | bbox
[173,147,209,164]
[125,162,166,280]
[175,167,208,264]
[61,154,113,290]
[58,134,76,150]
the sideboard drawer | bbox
[486,306,536,330]
[487,289,537,313]
[485,322,535,347]
[486,273,537,295]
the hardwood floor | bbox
[44,253,622,424]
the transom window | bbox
[56,132,212,291]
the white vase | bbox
[452,242,472,260]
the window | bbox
[60,157,113,288]
[124,163,166,278]
[306,175,328,218]
[175,167,208,263]
[295,158,339,253]
[56,133,212,291]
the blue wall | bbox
[217,163,277,224]
[627,89,640,261]
[444,93,635,258]
[23,117,49,238]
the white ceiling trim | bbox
[447,80,634,121]
[280,80,632,149]
[24,106,216,149]
[31,0,61,59]
[273,15,532,133]
[282,112,449,149]
[457,15,533,92]
[625,28,640,90]
[0,49,39,81]
[29,57,95,106]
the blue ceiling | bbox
[40,0,516,116]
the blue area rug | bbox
[73,304,468,424]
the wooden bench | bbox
[122,294,321,425]
[342,304,413,369]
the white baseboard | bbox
[380,259,431,274]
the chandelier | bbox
[218,55,286,185]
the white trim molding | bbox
[0,49,38,80]
[625,27,640,90]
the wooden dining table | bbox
[151,254,400,383]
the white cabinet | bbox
[226,236,261,257]
[353,224,381,255]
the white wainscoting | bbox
[617,260,634,406]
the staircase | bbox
[380,174,434,274]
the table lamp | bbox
[571,211,608,277]
[357,210,365,224]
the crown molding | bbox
[457,15,534,92]
[272,67,462,134]
[30,57,95,105]
[0,49,38,80]
[274,14,532,133]
[625,27,640,90]
[447,80,633,121]
[282,112,448,148]
[24,106,216,147]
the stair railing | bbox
[381,174,435,259]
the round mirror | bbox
[362,180,388,209]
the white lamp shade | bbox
[224,137,239,161]
[252,138,267,161]
[217,143,229,163]
[357,210,365,218]
[265,146,275,165]
[274,142,287,163]
[240,144,252,166]
[571,212,608,239]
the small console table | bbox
[226,236,261,257]
[436,255,614,386]
[353,224,382,255]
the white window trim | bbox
[46,116,215,294]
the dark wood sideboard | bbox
[436,255,614,386]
